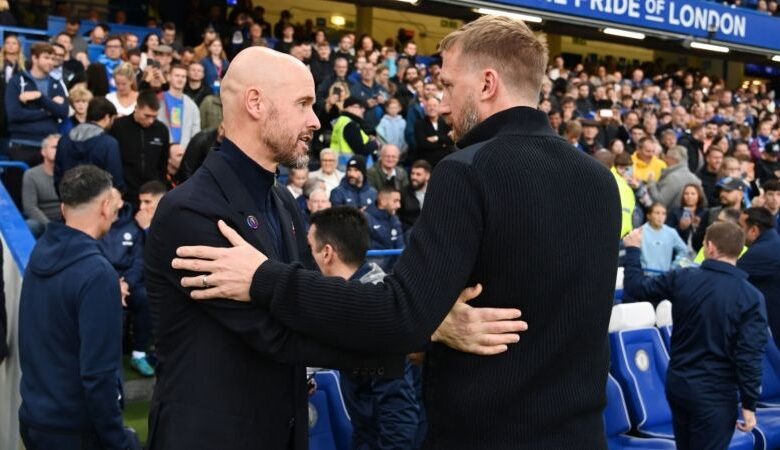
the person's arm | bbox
[414,121,437,153]
[343,121,376,156]
[123,231,145,290]
[105,139,126,193]
[78,268,130,450]
[329,187,345,206]
[737,248,775,281]
[733,293,768,413]
[39,93,70,120]
[4,77,50,123]
[237,159,486,353]
[671,230,690,266]
[622,228,675,303]
[22,170,50,224]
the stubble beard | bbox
[452,93,480,142]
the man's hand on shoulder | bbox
[174,220,267,302]
[432,284,528,356]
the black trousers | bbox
[20,422,141,450]
[668,395,737,450]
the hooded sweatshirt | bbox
[54,122,125,193]
[98,203,145,291]
[18,222,128,449]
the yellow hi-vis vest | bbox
[330,115,369,155]
[611,167,635,238]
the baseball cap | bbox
[343,97,367,109]
[155,44,173,54]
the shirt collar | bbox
[349,262,373,281]
[217,138,277,198]
[700,259,748,279]
[455,106,558,149]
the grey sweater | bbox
[22,165,61,224]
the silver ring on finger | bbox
[202,275,209,288]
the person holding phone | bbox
[667,183,708,253]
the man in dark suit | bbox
[413,95,454,167]
[175,16,621,450]
[399,159,431,233]
[148,47,522,450]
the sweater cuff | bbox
[742,396,757,412]
[249,259,288,308]
[625,247,642,257]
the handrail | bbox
[0,180,35,271]
[0,161,30,172]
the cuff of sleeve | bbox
[625,247,642,256]
[742,397,757,412]
[249,259,289,308]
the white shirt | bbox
[106,92,136,116]
[309,169,344,196]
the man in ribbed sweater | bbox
[175,16,621,449]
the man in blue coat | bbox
[330,155,377,209]
[18,165,138,450]
[99,195,154,377]
[737,206,780,346]
[623,222,768,450]
[365,187,404,251]
[54,97,123,193]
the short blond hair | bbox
[439,15,548,100]
[113,62,137,90]
[69,83,94,104]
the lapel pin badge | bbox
[247,215,259,229]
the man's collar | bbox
[455,106,558,149]
[700,259,747,279]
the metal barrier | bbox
[0,161,30,173]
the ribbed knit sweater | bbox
[251,106,621,449]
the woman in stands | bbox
[106,63,138,117]
[0,34,23,83]
[640,202,691,274]
[666,183,708,253]
[201,38,229,92]
[139,33,160,71]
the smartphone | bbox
[682,207,692,219]
[599,109,613,118]
[333,87,342,96]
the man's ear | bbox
[480,69,500,101]
[245,86,265,120]
[321,243,334,265]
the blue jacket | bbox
[330,177,377,209]
[4,70,69,142]
[624,247,768,410]
[737,229,780,347]
[365,204,404,250]
[99,204,145,292]
[201,56,229,91]
[18,222,128,449]
[404,100,424,151]
[54,123,126,193]
[97,54,122,92]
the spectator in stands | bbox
[134,180,167,231]
[610,151,637,237]
[179,124,224,182]
[153,45,174,75]
[333,35,355,70]
[761,180,780,234]
[98,186,156,377]
[161,22,183,56]
[698,146,724,207]
[88,23,109,46]
[640,202,690,272]
[304,187,330,221]
[310,42,333,87]
[575,83,594,117]
[367,186,404,250]
[367,144,409,191]
[201,38,229,93]
[330,155,377,209]
[86,62,110,97]
[22,134,62,236]
[350,61,387,131]
[179,47,195,66]
[0,34,23,90]
[750,118,774,158]
[398,159,430,232]
[376,97,407,156]
[647,146,701,210]
[622,222,766,449]
[564,120,584,151]
[110,90,170,208]
[193,25,218,61]
[184,62,210,105]
[286,166,308,199]
[243,23,267,50]
[330,97,379,158]
[199,91,223,131]
[49,42,75,90]
[106,63,138,117]
[756,140,780,184]
[666,183,708,253]
[139,33,160,71]
[659,128,678,152]
[309,148,344,196]
[98,35,125,92]
[631,137,666,182]
[307,206,422,448]
[274,23,295,55]
[63,16,88,57]
[18,165,138,450]
[580,119,604,154]
[317,57,350,108]
[608,138,625,155]
[707,177,747,224]
[124,33,138,51]
[738,207,780,347]
[55,98,123,192]
[414,95,453,167]
[60,83,92,136]
[158,63,201,153]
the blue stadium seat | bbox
[608,303,756,449]
[760,335,780,407]
[312,370,352,450]
[605,374,676,449]
[309,390,339,450]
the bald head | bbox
[220,47,320,170]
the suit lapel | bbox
[271,186,299,263]
[202,152,280,260]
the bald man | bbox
[145,47,523,450]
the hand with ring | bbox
[202,275,210,288]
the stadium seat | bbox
[605,374,676,449]
[614,267,624,304]
[655,300,673,351]
[608,303,756,449]
[309,390,339,450]
[312,370,352,450]
[760,335,780,408]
